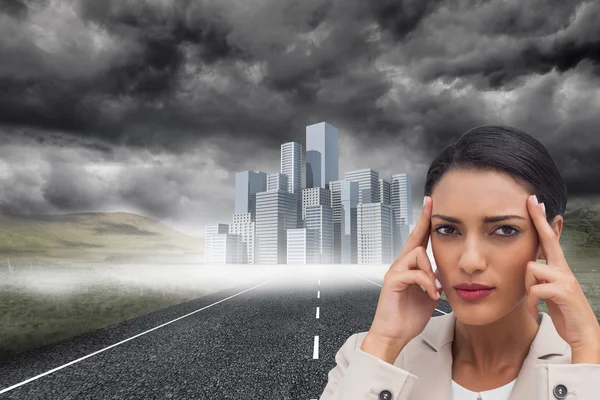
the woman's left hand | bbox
[524,194,600,364]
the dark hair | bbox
[424,125,567,223]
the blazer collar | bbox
[402,311,569,400]
[419,311,568,358]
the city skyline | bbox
[206,121,415,264]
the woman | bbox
[319,125,600,400]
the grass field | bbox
[0,263,278,361]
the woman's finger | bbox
[525,260,559,290]
[396,196,432,261]
[384,269,440,301]
[526,195,568,271]
[527,283,557,318]
[390,245,436,281]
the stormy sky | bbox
[1,0,599,235]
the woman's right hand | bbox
[361,196,443,363]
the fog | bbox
[0,262,398,298]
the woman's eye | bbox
[434,225,520,237]
[435,226,456,236]
[495,226,519,236]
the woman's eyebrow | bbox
[431,214,527,223]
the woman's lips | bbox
[455,288,495,301]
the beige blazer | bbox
[319,312,600,400]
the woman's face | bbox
[431,168,561,325]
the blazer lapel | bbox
[508,312,570,399]
[400,313,456,400]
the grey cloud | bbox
[402,1,600,89]
[0,0,599,232]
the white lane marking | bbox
[343,266,448,315]
[318,279,320,285]
[316,307,319,319]
[0,274,283,394]
[317,290,320,298]
[313,335,319,359]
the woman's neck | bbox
[452,301,540,372]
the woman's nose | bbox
[457,244,487,273]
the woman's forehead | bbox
[434,169,531,196]
[432,170,532,211]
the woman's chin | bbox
[449,300,498,326]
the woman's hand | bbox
[525,194,600,364]
[361,196,443,363]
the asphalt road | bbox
[0,265,451,399]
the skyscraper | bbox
[204,223,229,264]
[379,178,390,206]
[281,142,302,194]
[208,234,243,264]
[229,213,255,264]
[281,142,303,228]
[302,187,331,221]
[390,173,413,257]
[267,173,288,192]
[357,203,394,264]
[345,169,380,204]
[306,122,339,190]
[287,228,319,264]
[255,190,297,264]
[234,171,267,220]
[305,205,334,264]
[340,180,359,264]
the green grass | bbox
[0,284,229,360]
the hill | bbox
[562,203,600,248]
[0,212,204,263]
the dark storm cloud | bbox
[0,0,599,232]
[407,0,600,89]
[367,0,441,40]
[0,0,28,19]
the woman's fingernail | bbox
[540,203,546,214]
[435,292,441,299]
[435,278,442,289]
[423,196,427,208]
[532,194,538,205]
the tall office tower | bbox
[267,173,289,192]
[287,228,319,264]
[281,142,302,194]
[357,203,394,264]
[302,187,331,221]
[390,173,413,257]
[340,180,359,264]
[379,178,391,206]
[306,122,339,190]
[229,213,255,264]
[345,169,380,204]
[204,223,229,264]
[305,205,334,264]
[255,190,297,264]
[329,180,343,264]
[209,234,243,264]
[281,142,303,228]
[235,171,267,221]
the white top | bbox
[452,378,517,400]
